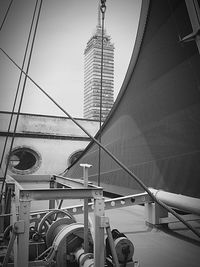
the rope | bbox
[0,0,43,201]
[1,49,200,239]
[0,0,14,32]
[98,0,106,186]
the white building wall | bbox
[0,112,99,176]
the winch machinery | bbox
[0,173,139,267]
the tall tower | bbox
[83,2,114,121]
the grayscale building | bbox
[83,4,114,121]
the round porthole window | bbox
[8,147,41,175]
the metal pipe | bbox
[185,0,200,54]
[149,188,200,216]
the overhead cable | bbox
[98,0,106,186]
[1,47,200,239]
[0,0,43,201]
[0,0,14,32]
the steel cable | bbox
[0,0,43,201]
[0,0,39,170]
[1,47,200,239]
[98,0,106,186]
[0,0,14,32]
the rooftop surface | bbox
[101,205,200,267]
[5,179,200,266]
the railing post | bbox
[17,198,31,267]
[11,185,18,267]
[80,163,92,254]
[49,176,55,210]
[94,197,105,267]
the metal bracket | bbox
[180,28,200,42]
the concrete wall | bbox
[0,111,99,176]
[0,112,99,137]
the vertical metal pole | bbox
[17,199,31,267]
[80,164,92,254]
[4,183,14,228]
[10,185,18,267]
[94,197,105,267]
[49,176,55,210]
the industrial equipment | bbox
[0,173,139,267]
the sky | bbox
[0,0,141,118]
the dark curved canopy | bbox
[65,0,200,198]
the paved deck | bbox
[10,180,200,266]
[103,205,200,267]
[75,204,200,267]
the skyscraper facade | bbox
[83,5,114,121]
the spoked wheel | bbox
[29,217,41,240]
[37,210,76,237]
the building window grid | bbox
[84,50,114,63]
[84,27,114,121]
